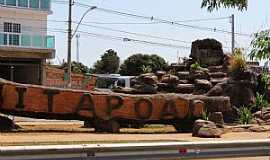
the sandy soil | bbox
[0,121,269,146]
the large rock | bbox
[190,39,224,66]
[134,84,157,94]
[206,84,223,96]
[222,82,255,107]
[161,75,179,84]
[209,72,227,79]
[136,73,158,85]
[253,108,270,123]
[230,70,258,90]
[192,119,223,138]
[195,79,213,92]
[208,112,224,127]
[176,84,195,94]
[177,71,190,80]
[189,71,210,81]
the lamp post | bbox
[66,5,97,88]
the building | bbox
[0,0,55,84]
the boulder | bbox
[208,112,224,127]
[209,72,227,79]
[222,83,255,107]
[134,84,157,94]
[208,65,225,73]
[210,78,228,86]
[161,75,179,84]
[230,70,257,90]
[176,84,194,94]
[192,119,223,138]
[178,80,189,84]
[189,71,210,81]
[191,96,231,113]
[190,39,224,66]
[195,79,213,91]
[206,84,223,96]
[136,73,158,85]
[157,83,169,92]
[155,71,166,80]
[177,71,190,80]
[169,64,186,71]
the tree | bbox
[201,0,248,12]
[60,61,90,74]
[249,30,270,61]
[119,54,168,76]
[92,49,120,74]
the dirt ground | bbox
[0,120,269,146]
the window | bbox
[9,34,19,45]
[0,0,4,5]
[13,23,21,33]
[0,33,7,45]
[40,0,50,10]
[6,0,16,6]
[18,0,28,7]
[3,23,21,46]
[21,35,31,46]
[29,0,39,8]
[4,23,13,32]
[33,35,43,47]
[4,23,21,33]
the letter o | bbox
[134,98,153,120]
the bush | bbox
[190,62,202,71]
[229,48,247,75]
[119,54,168,76]
[235,105,253,125]
[61,61,90,74]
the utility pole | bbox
[76,34,80,62]
[66,0,72,88]
[231,14,235,54]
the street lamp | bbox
[66,4,97,88]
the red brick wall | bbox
[44,66,96,90]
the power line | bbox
[73,22,192,44]
[174,17,230,23]
[0,15,192,44]
[70,1,252,37]
[0,24,191,49]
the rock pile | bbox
[253,108,270,124]
[192,119,224,138]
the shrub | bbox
[202,106,209,121]
[190,62,202,71]
[235,105,253,125]
[229,48,247,74]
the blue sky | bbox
[48,0,270,67]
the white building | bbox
[0,0,55,84]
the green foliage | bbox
[119,54,168,76]
[254,92,268,111]
[202,107,209,121]
[190,62,202,71]
[201,0,248,12]
[61,61,90,74]
[141,65,152,73]
[92,49,120,74]
[249,30,270,61]
[229,48,247,74]
[260,73,270,91]
[235,105,253,125]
